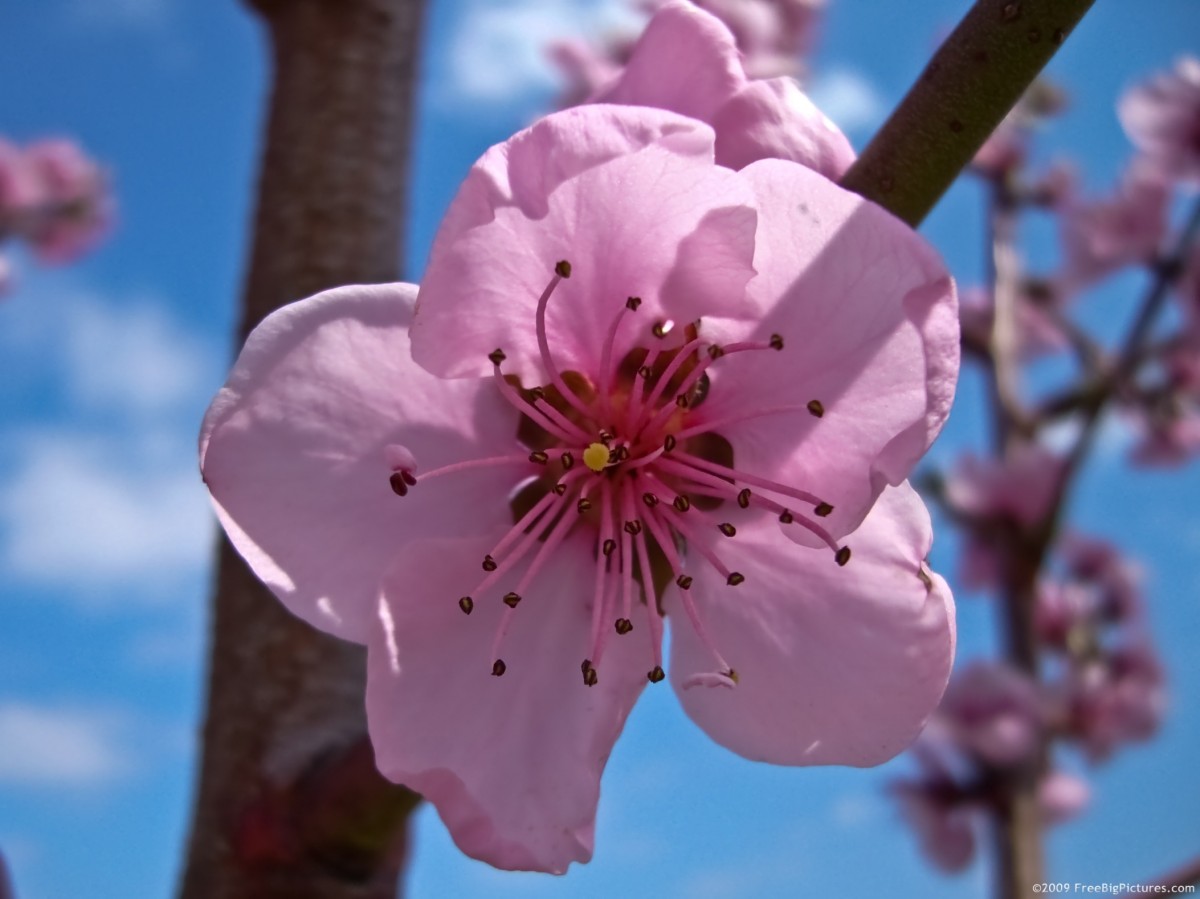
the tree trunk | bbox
[179,2,426,897]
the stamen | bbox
[597,297,640,418]
[657,452,826,509]
[415,453,536,483]
[534,397,591,444]
[638,337,705,424]
[668,402,834,444]
[534,265,594,420]
[491,360,579,443]
[588,482,617,666]
[628,487,664,673]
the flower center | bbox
[390,261,850,688]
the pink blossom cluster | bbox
[552,0,824,108]
[894,58,1192,875]
[202,3,960,873]
[0,136,112,292]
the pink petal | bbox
[592,1,746,124]
[366,533,647,873]
[414,110,758,383]
[666,482,955,766]
[693,159,958,538]
[713,78,856,178]
[200,284,520,642]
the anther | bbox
[648,666,666,683]
[642,492,659,508]
[389,470,417,496]
[718,523,737,537]
[561,452,575,470]
[807,399,825,418]
[737,488,751,509]
[482,555,498,572]
[488,348,506,365]
[835,546,852,567]
[503,592,522,608]
[553,483,567,496]
[726,668,741,684]
[769,333,784,351]
[577,498,592,513]
[614,618,633,635]
[554,259,572,278]
[637,365,652,379]
[707,344,725,359]
[458,596,474,615]
[726,572,745,586]
[663,434,677,452]
[651,321,669,339]
[625,296,642,311]
[676,574,693,590]
[583,665,599,687]
[616,446,630,461]
[602,538,617,557]
[581,659,592,675]
[675,394,689,408]
[530,386,545,400]
[673,495,691,512]
[492,659,507,677]
[779,509,794,524]
[624,520,643,536]
[815,502,834,517]
[529,450,549,465]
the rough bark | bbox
[179,2,425,897]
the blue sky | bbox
[0,1,1197,898]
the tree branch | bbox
[840,0,1096,227]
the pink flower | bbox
[892,742,977,873]
[1119,56,1200,186]
[1062,161,1169,286]
[1038,769,1090,825]
[945,444,1064,529]
[591,1,855,179]
[930,661,1044,768]
[1061,644,1165,760]
[19,139,112,263]
[200,104,958,871]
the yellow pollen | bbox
[583,442,610,472]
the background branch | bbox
[840,0,1096,227]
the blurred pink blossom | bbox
[1038,769,1090,824]
[958,283,1071,361]
[19,139,112,263]
[1061,644,1165,760]
[200,103,959,872]
[931,661,1045,767]
[1062,161,1169,286]
[1119,56,1200,185]
[945,443,1064,529]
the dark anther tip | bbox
[807,399,825,418]
[835,546,852,567]
[491,659,507,677]
[647,666,666,683]
[726,572,745,586]
[502,592,522,608]
[488,348,506,365]
[626,296,642,311]
[769,333,784,351]
[458,596,474,615]
[676,574,693,590]
[554,260,572,279]
[815,502,834,517]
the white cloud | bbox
[435,0,639,109]
[807,67,887,137]
[0,703,131,787]
[0,285,219,598]
[66,0,173,31]
[0,431,211,593]
[65,301,212,416]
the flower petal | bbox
[692,158,959,538]
[712,78,856,178]
[200,284,521,642]
[366,533,648,873]
[592,1,746,124]
[414,112,758,383]
[666,482,955,766]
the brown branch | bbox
[178,1,426,897]
[840,0,1097,227]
